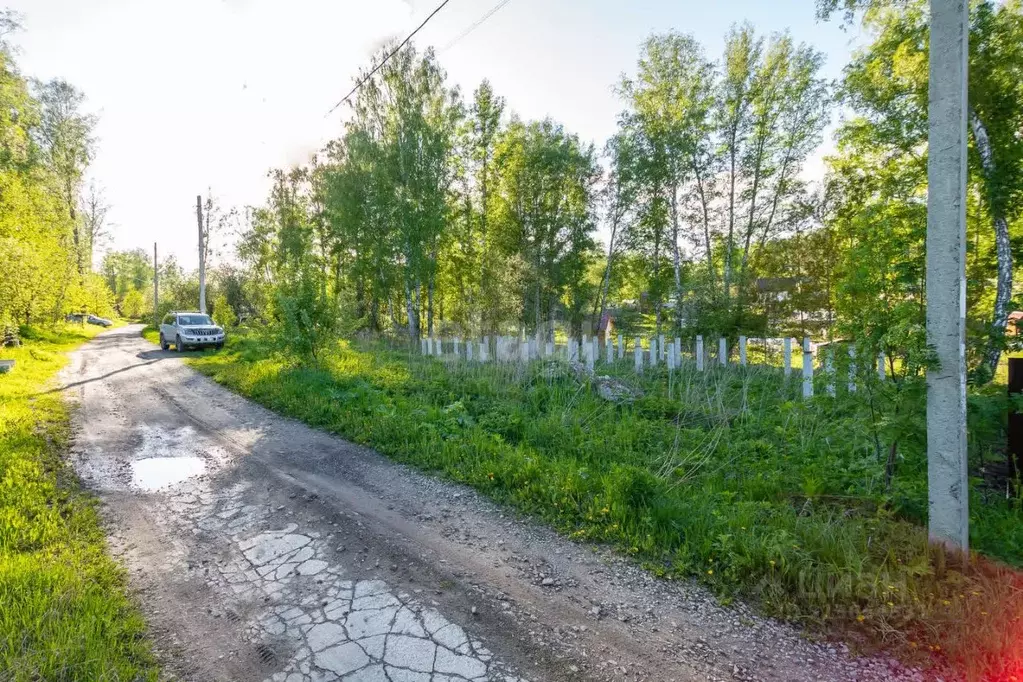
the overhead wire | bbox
[324,0,453,118]
[440,0,513,53]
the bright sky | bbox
[9,0,863,270]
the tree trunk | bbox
[970,110,1013,380]
[669,188,683,333]
[692,154,715,286]
[404,279,420,341]
[67,179,84,277]
[595,223,618,334]
[884,440,899,492]
[724,136,738,303]
[426,279,435,336]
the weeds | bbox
[182,332,1023,680]
[1,324,158,681]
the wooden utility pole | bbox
[926,0,970,553]
[153,242,159,328]
[196,194,207,315]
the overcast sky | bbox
[8,0,864,270]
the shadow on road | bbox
[137,349,177,361]
[38,357,167,397]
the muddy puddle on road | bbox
[75,423,230,493]
[131,456,207,491]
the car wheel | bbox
[175,335,184,352]
[216,342,223,350]
[160,333,169,351]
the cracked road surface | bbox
[63,327,921,682]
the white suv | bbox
[159,311,225,351]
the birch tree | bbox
[33,79,96,276]
[492,118,599,335]
[823,0,1023,380]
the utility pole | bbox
[196,194,207,314]
[926,0,969,553]
[153,242,159,328]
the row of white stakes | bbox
[420,335,887,400]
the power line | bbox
[441,0,513,53]
[324,0,453,118]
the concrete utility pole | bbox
[926,0,970,553]
[196,195,207,314]
[153,242,159,328]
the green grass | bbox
[140,326,159,345]
[170,330,1023,679]
[1,324,158,681]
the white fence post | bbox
[650,338,658,366]
[783,337,792,377]
[617,334,624,360]
[585,339,594,371]
[545,340,553,357]
[466,340,474,362]
[848,344,857,393]
[453,337,460,359]
[634,338,643,373]
[739,336,747,366]
[718,337,727,367]
[674,338,681,365]
[521,338,529,363]
[802,337,813,398]
[878,352,886,381]
[605,336,613,363]
[659,334,666,361]
[568,337,577,363]
[696,335,704,372]
[481,336,489,362]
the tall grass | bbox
[1,325,158,681]
[185,332,1023,680]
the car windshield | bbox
[178,315,212,326]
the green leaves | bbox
[492,118,600,333]
[0,52,96,327]
[828,0,1023,381]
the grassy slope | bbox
[1,324,158,681]
[171,331,1022,679]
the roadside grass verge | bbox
[1,324,158,681]
[176,332,1023,680]
[141,325,158,345]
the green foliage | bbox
[0,325,157,680]
[826,0,1023,381]
[492,118,600,334]
[272,271,340,362]
[0,29,109,328]
[613,26,830,337]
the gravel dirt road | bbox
[62,326,924,682]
